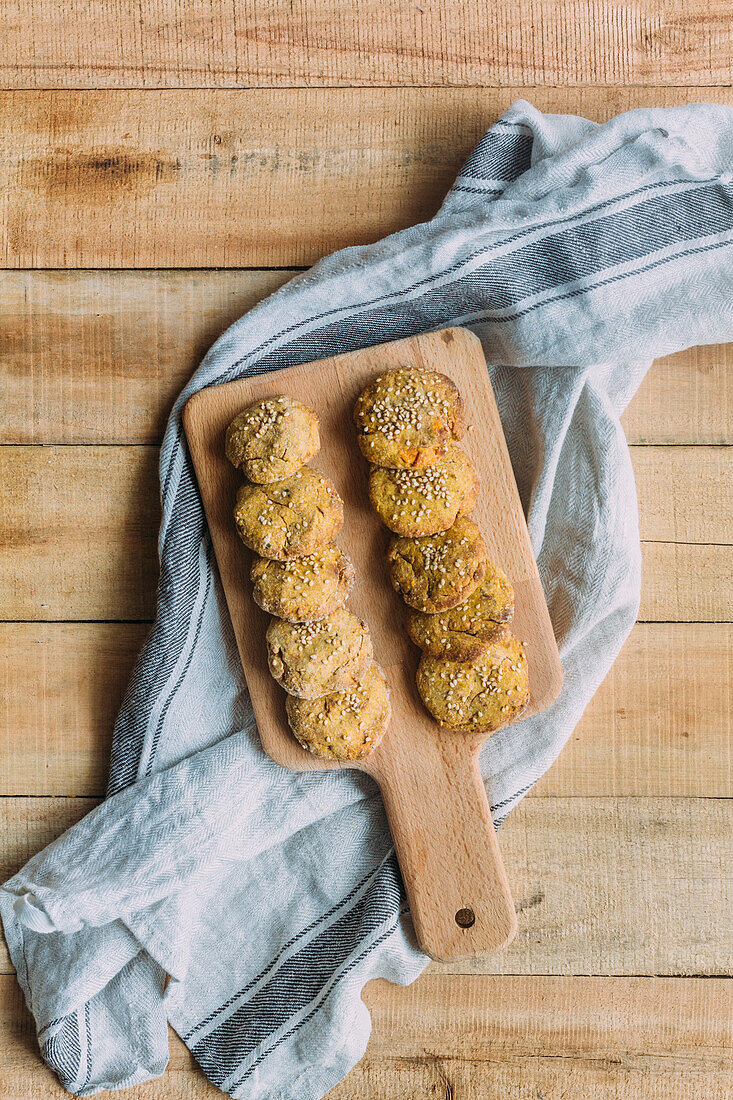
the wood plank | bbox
[2,446,729,622]
[0,623,147,796]
[1,973,729,1100]
[1,0,731,89]
[1,269,730,446]
[640,542,732,622]
[0,271,295,445]
[623,343,732,445]
[462,797,731,977]
[536,623,732,798]
[1,797,729,977]
[3,87,733,268]
[0,446,161,622]
[2,622,729,798]
[633,447,732,544]
[1,973,730,1100]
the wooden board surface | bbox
[182,327,562,767]
[3,86,733,268]
[2,1,731,88]
[184,327,562,957]
[2,269,730,446]
[3,622,729,799]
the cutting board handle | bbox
[373,737,517,960]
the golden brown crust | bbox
[234,467,343,560]
[225,396,320,483]
[416,630,528,733]
[353,367,464,469]
[251,547,355,622]
[286,663,391,760]
[456,468,479,516]
[368,444,476,537]
[406,563,514,660]
[266,607,373,699]
[386,517,487,613]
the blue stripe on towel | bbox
[189,855,403,1088]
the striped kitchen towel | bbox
[2,100,732,1099]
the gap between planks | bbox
[0,796,730,978]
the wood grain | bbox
[1,796,729,977]
[1,445,729,622]
[2,623,729,799]
[1,972,730,1098]
[2,972,730,1098]
[0,623,147,796]
[635,447,732,544]
[1,1,731,88]
[0,270,295,445]
[2,269,730,446]
[184,328,566,957]
[536,623,732,798]
[3,87,732,268]
[640,542,733,622]
[623,343,732,445]
[0,446,161,622]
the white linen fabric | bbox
[3,100,732,1099]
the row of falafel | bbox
[226,395,391,760]
[354,367,529,735]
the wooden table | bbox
[1,4,731,1098]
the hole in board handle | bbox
[455,907,476,928]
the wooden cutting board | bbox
[183,327,562,961]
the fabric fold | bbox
[3,99,732,1099]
